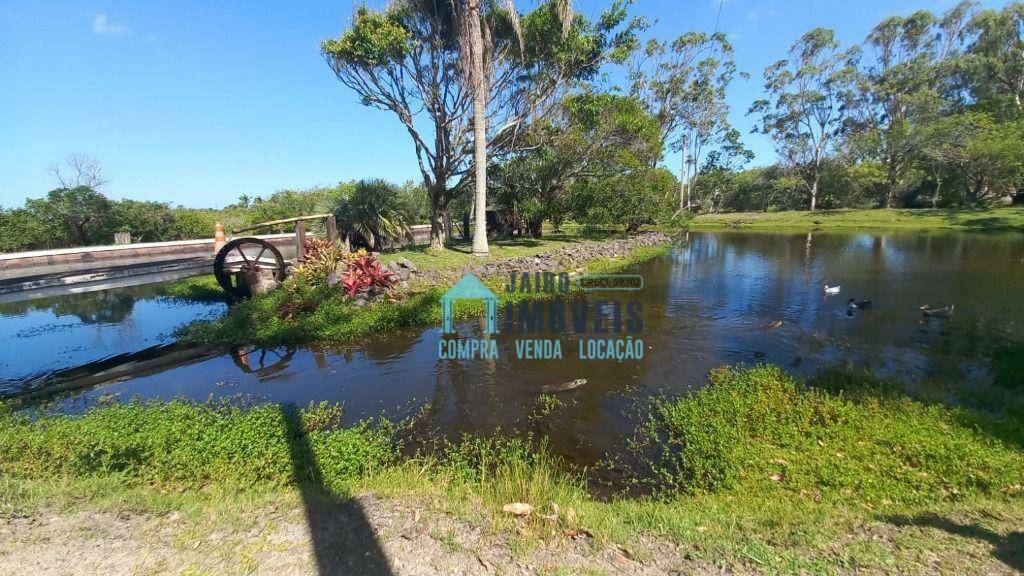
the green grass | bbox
[625,365,1024,501]
[177,235,670,348]
[4,363,1023,573]
[157,275,228,303]
[690,207,1024,232]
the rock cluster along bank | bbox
[409,232,671,286]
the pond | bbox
[3,231,1023,467]
[0,283,226,392]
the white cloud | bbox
[92,14,132,35]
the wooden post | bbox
[325,214,338,245]
[295,220,307,264]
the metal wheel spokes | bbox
[229,346,295,378]
[214,237,287,298]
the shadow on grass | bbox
[810,367,1024,452]
[897,208,1023,232]
[887,513,1024,573]
[281,405,393,575]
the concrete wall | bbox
[0,225,437,283]
[0,234,296,280]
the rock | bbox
[397,267,410,281]
[326,272,344,289]
[252,278,280,295]
[501,503,533,516]
[354,298,368,308]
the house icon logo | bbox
[440,274,498,334]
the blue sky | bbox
[0,0,1007,208]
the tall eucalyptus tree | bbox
[844,2,974,207]
[630,32,745,211]
[750,29,858,211]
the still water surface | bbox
[2,231,1022,464]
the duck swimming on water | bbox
[846,298,871,317]
[823,284,841,295]
[921,304,954,318]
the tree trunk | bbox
[809,177,819,211]
[527,216,543,238]
[885,156,899,208]
[428,188,447,251]
[932,177,942,209]
[679,139,687,211]
[429,210,445,251]
[468,1,489,257]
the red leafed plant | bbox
[340,251,395,298]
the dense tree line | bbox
[721,1,1024,212]
[0,179,428,253]
[0,187,235,253]
[7,2,1023,254]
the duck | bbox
[540,378,587,394]
[847,298,872,310]
[823,284,841,295]
[921,304,954,318]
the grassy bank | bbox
[157,274,227,303]
[176,234,671,348]
[3,364,1023,573]
[690,207,1024,232]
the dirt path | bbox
[1,494,1020,575]
[0,494,699,576]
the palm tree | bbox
[335,179,413,251]
[453,0,573,257]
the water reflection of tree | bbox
[686,230,1024,384]
[360,330,421,362]
[54,291,139,324]
[0,289,146,324]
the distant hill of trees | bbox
[0,180,429,254]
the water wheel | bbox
[229,346,295,378]
[213,237,286,298]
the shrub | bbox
[335,179,413,251]
[625,365,1024,504]
[992,343,1024,389]
[338,250,396,298]
[293,237,344,284]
